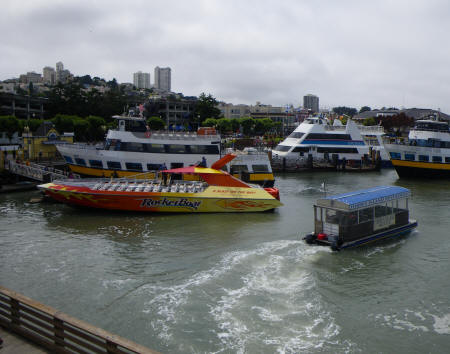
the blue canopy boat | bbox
[303,186,418,251]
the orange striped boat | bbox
[38,154,282,213]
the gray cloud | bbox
[2,0,450,112]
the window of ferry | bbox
[121,142,145,152]
[274,145,291,152]
[358,207,374,223]
[445,157,450,163]
[147,163,161,171]
[74,158,86,166]
[389,152,401,159]
[252,164,269,172]
[404,153,415,161]
[89,160,103,168]
[189,145,220,154]
[432,156,442,163]
[166,144,186,154]
[125,162,143,171]
[230,165,248,173]
[288,132,305,139]
[419,155,429,162]
[292,146,310,153]
[63,155,73,163]
[107,161,122,170]
[147,144,165,153]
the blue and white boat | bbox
[271,117,390,170]
[303,186,417,251]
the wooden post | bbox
[10,298,20,327]
[53,316,65,349]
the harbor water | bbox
[1,170,449,353]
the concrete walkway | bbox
[0,327,48,353]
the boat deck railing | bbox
[4,160,80,182]
[73,179,209,194]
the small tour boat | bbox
[38,154,282,213]
[303,186,417,250]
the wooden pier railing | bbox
[0,286,158,354]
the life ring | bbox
[145,131,151,138]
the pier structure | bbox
[0,286,158,353]
[3,160,78,182]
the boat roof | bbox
[316,186,410,211]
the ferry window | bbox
[274,145,291,152]
[292,146,310,153]
[288,132,305,139]
[404,153,415,161]
[190,145,220,154]
[74,158,86,166]
[432,156,442,163]
[125,119,147,132]
[147,144,165,153]
[325,209,339,223]
[389,152,401,159]
[230,165,248,173]
[305,133,352,140]
[166,144,186,154]
[252,164,269,172]
[63,155,73,163]
[445,157,450,163]
[358,208,373,223]
[125,162,143,171]
[418,155,429,162]
[89,160,103,168]
[375,204,392,217]
[147,163,161,170]
[107,161,122,170]
[317,147,359,154]
[121,142,145,152]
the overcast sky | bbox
[2,0,450,112]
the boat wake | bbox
[140,240,349,352]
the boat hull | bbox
[39,183,282,213]
[391,160,450,178]
[305,221,418,250]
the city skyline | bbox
[2,1,450,112]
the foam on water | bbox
[371,308,450,335]
[141,240,342,352]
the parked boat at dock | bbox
[303,186,417,251]
[383,117,450,178]
[271,117,389,172]
[56,115,275,187]
[38,154,282,213]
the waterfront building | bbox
[154,67,171,92]
[145,95,195,129]
[0,92,47,119]
[133,71,151,89]
[217,102,251,119]
[303,94,319,113]
[43,66,56,85]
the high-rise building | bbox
[55,61,71,83]
[133,71,151,89]
[303,94,319,113]
[43,66,56,85]
[154,67,171,92]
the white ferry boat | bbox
[383,117,450,178]
[56,115,275,187]
[271,117,389,170]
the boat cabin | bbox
[309,186,414,249]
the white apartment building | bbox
[133,71,151,89]
[154,66,171,92]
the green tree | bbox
[216,118,232,133]
[73,118,89,141]
[52,114,76,133]
[202,118,218,127]
[254,118,274,135]
[147,116,165,130]
[363,117,377,126]
[194,93,221,126]
[86,115,106,141]
[230,118,240,132]
[28,119,44,132]
[239,117,255,136]
[0,115,20,139]
[333,106,358,117]
[359,106,371,113]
